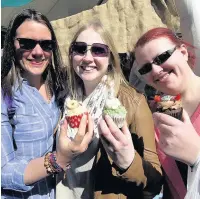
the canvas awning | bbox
[1,0,107,27]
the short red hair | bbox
[135,27,196,67]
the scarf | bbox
[56,76,113,199]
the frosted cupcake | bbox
[154,94,183,120]
[65,99,88,128]
[103,97,127,128]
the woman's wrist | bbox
[44,152,60,174]
[55,152,71,171]
[189,140,200,166]
[44,152,71,175]
[190,151,200,171]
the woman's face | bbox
[14,20,53,79]
[135,37,189,95]
[71,27,110,87]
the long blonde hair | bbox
[67,19,128,99]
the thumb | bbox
[182,109,191,124]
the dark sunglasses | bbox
[16,38,55,51]
[138,47,176,75]
[70,42,109,57]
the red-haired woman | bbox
[134,27,200,199]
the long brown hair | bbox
[1,9,66,107]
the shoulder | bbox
[117,84,153,134]
[117,84,148,123]
[1,90,12,109]
[118,83,146,105]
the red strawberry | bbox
[66,112,88,128]
[175,94,181,100]
[154,95,161,102]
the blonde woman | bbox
[56,20,162,199]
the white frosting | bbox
[64,99,86,116]
[66,100,79,110]
[161,95,174,101]
[105,97,121,109]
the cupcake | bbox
[65,99,88,128]
[103,97,127,128]
[154,94,183,120]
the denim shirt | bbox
[1,79,61,199]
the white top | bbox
[185,153,200,199]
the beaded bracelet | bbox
[44,152,71,174]
[44,152,56,174]
[44,152,63,174]
[49,152,64,173]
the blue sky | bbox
[1,0,32,7]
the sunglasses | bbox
[70,42,109,57]
[16,38,55,51]
[138,47,176,75]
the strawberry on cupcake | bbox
[65,99,88,129]
[154,94,183,120]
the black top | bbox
[176,160,188,186]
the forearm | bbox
[129,95,162,190]
[181,135,200,166]
[24,152,70,185]
[1,155,50,191]
[110,150,162,198]
[24,156,50,185]
[114,150,162,185]
[2,152,66,191]
[116,89,163,193]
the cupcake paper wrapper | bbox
[164,107,183,120]
[157,107,183,121]
[66,112,88,128]
[106,114,126,128]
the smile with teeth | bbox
[31,61,44,64]
[81,65,96,71]
[155,70,173,82]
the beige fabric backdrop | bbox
[51,0,180,65]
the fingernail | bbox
[104,114,109,119]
